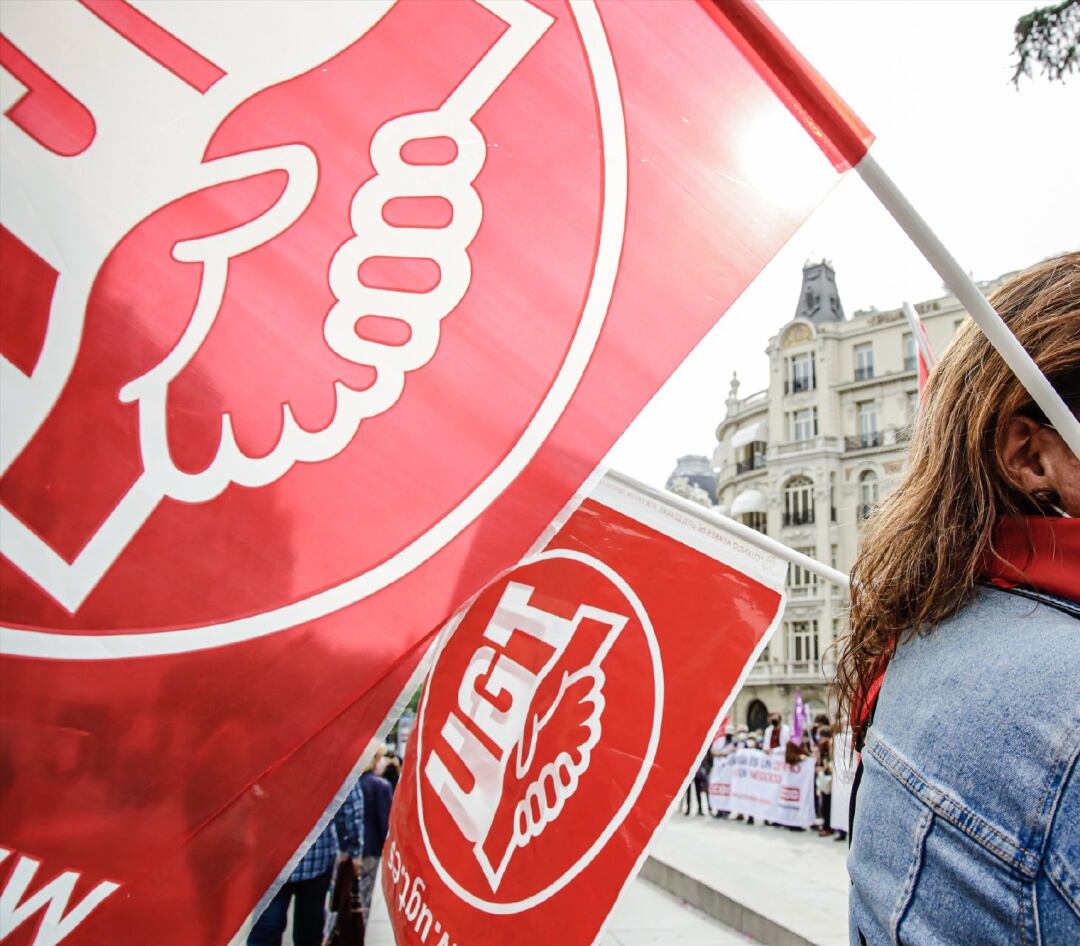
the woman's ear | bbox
[1001,414,1054,494]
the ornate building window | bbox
[787,548,818,596]
[906,390,919,425]
[858,469,880,520]
[903,333,917,372]
[785,351,816,394]
[783,476,815,526]
[787,620,820,665]
[742,511,767,534]
[789,407,818,442]
[856,400,880,448]
[854,342,874,380]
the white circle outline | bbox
[1,0,627,661]
[414,548,665,914]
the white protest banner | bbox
[831,729,857,834]
[773,758,816,828]
[714,748,816,827]
[708,754,734,815]
[727,748,783,821]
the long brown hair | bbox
[835,252,1080,740]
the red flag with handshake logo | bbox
[0,0,868,942]
[384,473,787,946]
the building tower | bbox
[695,260,977,728]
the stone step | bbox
[643,813,849,946]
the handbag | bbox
[324,858,365,946]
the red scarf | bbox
[854,517,1079,741]
[983,516,1080,603]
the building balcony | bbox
[854,366,874,381]
[835,367,917,394]
[787,584,821,599]
[783,378,815,395]
[722,390,768,420]
[746,659,835,685]
[717,464,768,486]
[773,435,844,458]
[783,510,815,527]
[736,456,766,475]
[846,431,884,450]
[844,427,913,454]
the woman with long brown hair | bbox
[839,252,1079,944]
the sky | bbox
[606,0,1080,487]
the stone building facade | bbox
[675,260,1012,731]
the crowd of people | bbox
[248,744,403,946]
[682,711,848,842]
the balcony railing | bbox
[727,390,769,416]
[736,456,766,474]
[784,377,815,395]
[787,584,820,598]
[854,366,874,381]
[846,431,884,450]
[782,510,815,527]
[773,435,844,458]
[747,659,834,684]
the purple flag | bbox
[792,688,806,743]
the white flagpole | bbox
[608,470,851,589]
[857,153,1080,460]
[901,301,936,369]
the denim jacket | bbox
[849,586,1080,945]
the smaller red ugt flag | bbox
[383,472,787,946]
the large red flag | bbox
[0,1,869,942]
[383,472,787,946]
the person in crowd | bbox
[815,728,834,838]
[733,734,761,825]
[358,745,394,923]
[247,779,363,946]
[762,713,789,754]
[782,737,812,832]
[710,729,734,819]
[838,254,1080,943]
[762,719,792,827]
[784,737,810,766]
[682,749,710,816]
[380,753,402,794]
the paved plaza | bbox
[365,809,849,946]
[366,872,755,946]
[645,812,849,946]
